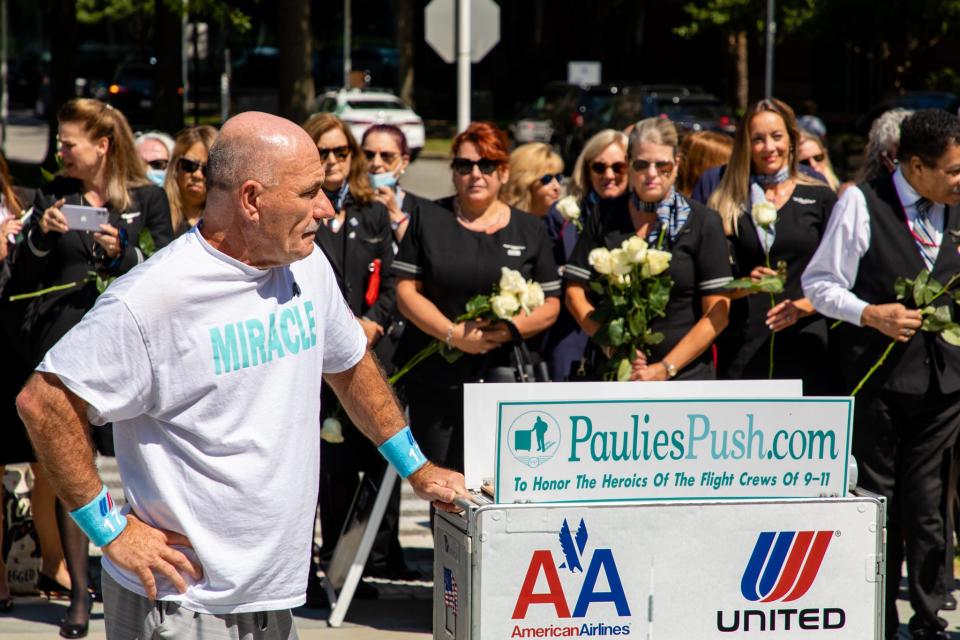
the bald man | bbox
[15,112,467,639]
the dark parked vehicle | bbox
[106,63,156,127]
[857,91,960,131]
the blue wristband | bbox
[69,485,127,548]
[378,426,427,478]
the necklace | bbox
[455,200,504,231]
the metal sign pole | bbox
[456,0,470,133]
[343,0,352,88]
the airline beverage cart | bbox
[433,380,885,640]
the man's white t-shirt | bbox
[38,228,366,614]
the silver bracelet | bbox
[444,325,455,348]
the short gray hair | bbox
[857,108,913,183]
[206,135,279,191]
[135,130,175,155]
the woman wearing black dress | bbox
[565,117,732,381]
[7,98,172,637]
[708,98,837,393]
[393,122,561,472]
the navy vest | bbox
[833,175,960,395]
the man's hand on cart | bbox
[408,462,471,512]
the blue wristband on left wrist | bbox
[69,485,127,548]
[378,426,427,478]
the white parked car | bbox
[314,89,425,158]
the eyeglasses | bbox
[539,173,564,186]
[451,157,499,176]
[147,159,168,171]
[590,161,627,176]
[178,157,206,174]
[318,145,351,161]
[363,149,399,164]
[631,159,675,175]
[800,153,825,166]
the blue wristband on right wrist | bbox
[69,485,127,548]
[378,426,427,478]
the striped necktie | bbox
[913,197,940,270]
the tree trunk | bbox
[153,0,184,134]
[277,0,315,124]
[396,0,415,106]
[728,30,749,113]
[44,0,77,168]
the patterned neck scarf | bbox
[751,167,790,188]
[631,188,691,247]
[323,181,352,212]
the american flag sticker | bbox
[443,567,459,615]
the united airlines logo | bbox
[99,493,114,518]
[740,530,834,602]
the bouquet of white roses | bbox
[389,267,546,384]
[587,235,673,381]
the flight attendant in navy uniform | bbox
[564,117,732,381]
[803,110,960,640]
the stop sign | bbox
[425,0,500,64]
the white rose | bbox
[622,235,648,264]
[752,201,778,229]
[612,273,632,287]
[519,281,545,313]
[644,249,672,277]
[556,195,581,222]
[499,267,528,295]
[491,293,521,319]
[320,417,344,444]
[609,248,633,276]
[588,247,613,275]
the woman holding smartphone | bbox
[7,98,172,639]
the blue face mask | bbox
[146,169,166,187]
[369,172,398,190]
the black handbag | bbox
[481,321,551,383]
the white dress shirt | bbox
[801,168,945,326]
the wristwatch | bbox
[662,360,678,378]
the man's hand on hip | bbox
[861,303,923,342]
[408,462,469,513]
[103,513,203,600]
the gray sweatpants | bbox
[102,571,299,640]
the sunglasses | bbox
[631,159,675,175]
[539,173,564,186]
[318,145,351,161]
[178,157,206,174]
[590,161,627,176]
[451,157,499,176]
[363,149,400,164]
[800,154,825,166]
[147,159,168,171]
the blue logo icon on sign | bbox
[508,411,561,468]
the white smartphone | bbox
[61,204,110,232]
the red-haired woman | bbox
[392,122,561,471]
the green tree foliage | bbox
[76,0,250,31]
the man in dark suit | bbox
[803,110,960,640]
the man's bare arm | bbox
[16,372,201,598]
[324,351,469,511]
[16,372,102,507]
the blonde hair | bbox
[799,131,840,192]
[570,129,628,201]
[678,131,733,196]
[504,143,563,212]
[58,98,149,212]
[165,125,218,233]
[302,113,373,205]
[629,117,680,156]
[708,98,823,235]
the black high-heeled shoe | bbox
[58,597,92,639]
[0,597,13,613]
[37,574,71,600]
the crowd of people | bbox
[0,94,958,640]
